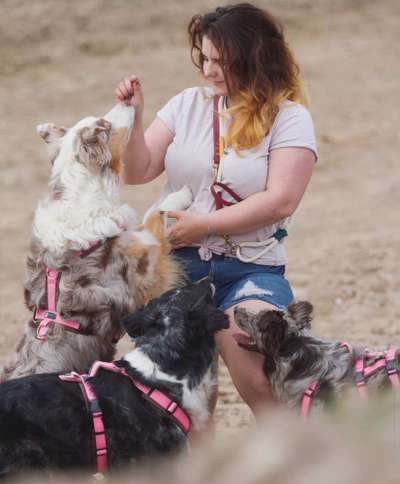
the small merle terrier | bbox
[0,279,228,477]
[234,302,400,416]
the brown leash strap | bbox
[212,95,221,168]
[211,96,243,210]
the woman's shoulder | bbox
[278,100,313,120]
[274,99,312,124]
[268,100,318,157]
[168,86,214,105]
[270,100,315,134]
[157,86,214,134]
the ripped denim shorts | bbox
[172,247,294,311]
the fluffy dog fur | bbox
[0,280,229,477]
[1,104,188,381]
[234,302,400,414]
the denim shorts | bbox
[173,247,294,311]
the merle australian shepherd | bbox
[1,104,190,381]
[0,279,228,477]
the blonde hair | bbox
[226,79,308,152]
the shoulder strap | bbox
[211,95,243,210]
[213,95,221,169]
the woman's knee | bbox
[236,361,271,397]
[217,300,279,409]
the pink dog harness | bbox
[33,228,126,341]
[33,267,83,340]
[301,345,400,418]
[59,361,191,473]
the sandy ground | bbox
[1,0,399,439]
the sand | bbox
[1,0,399,437]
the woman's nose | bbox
[204,62,216,78]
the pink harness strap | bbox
[75,240,104,258]
[34,226,127,341]
[34,268,81,340]
[384,347,400,388]
[76,225,125,258]
[88,361,191,433]
[59,360,191,473]
[59,371,107,473]
[300,381,318,419]
[355,348,400,399]
[300,344,400,418]
[354,356,369,400]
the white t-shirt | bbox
[155,86,318,266]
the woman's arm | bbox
[167,147,315,248]
[115,76,173,185]
[122,117,173,185]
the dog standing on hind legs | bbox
[234,302,400,416]
[0,103,191,381]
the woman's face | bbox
[201,36,228,96]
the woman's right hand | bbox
[115,75,144,118]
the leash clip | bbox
[36,319,54,340]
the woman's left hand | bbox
[167,211,209,249]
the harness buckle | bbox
[354,372,366,385]
[89,399,102,413]
[304,388,315,398]
[43,311,57,320]
[386,359,397,375]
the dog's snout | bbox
[233,306,244,318]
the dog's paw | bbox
[158,185,193,212]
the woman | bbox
[116,3,317,417]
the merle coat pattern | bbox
[0,280,229,477]
[1,104,186,381]
[234,302,400,414]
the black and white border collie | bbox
[0,279,229,477]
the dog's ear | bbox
[121,310,150,338]
[79,119,111,146]
[287,301,313,330]
[189,278,214,311]
[37,123,67,164]
[37,123,67,144]
[258,310,288,355]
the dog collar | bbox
[75,224,126,258]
